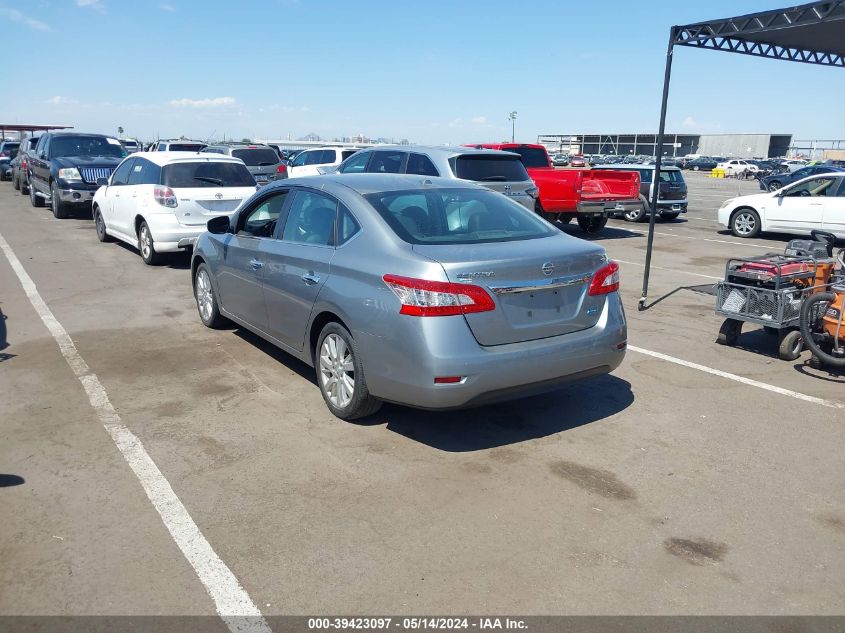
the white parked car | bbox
[716,159,760,177]
[780,159,807,173]
[92,152,258,264]
[286,146,360,178]
[718,172,845,238]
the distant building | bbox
[538,133,793,159]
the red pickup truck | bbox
[465,143,642,233]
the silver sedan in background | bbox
[191,174,627,419]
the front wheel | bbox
[138,221,162,265]
[194,263,228,328]
[316,323,382,420]
[577,215,607,233]
[50,181,68,219]
[730,208,761,238]
[767,181,782,192]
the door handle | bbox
[809,202,823,206]
[249,259,263,270]
[302,273,320,285]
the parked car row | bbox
[1,137,628,420]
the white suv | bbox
[92,152,258,264]
[286,147,360,177]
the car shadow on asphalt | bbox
[363,373,634,452]
[0,307,13,363]
[0,474,25,487]
[558,225,643,241]
[111,240,191,270]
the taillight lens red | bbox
[276,164,287,173]
[588,261,620,296]
[21,159,27,169]
[153,185,178,208]
[382,274,496,317]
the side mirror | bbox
[96,177,109,186]
[207,215,231,234]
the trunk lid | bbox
[413,236,609,346]
[172,186,256,225]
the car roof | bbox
[264,173,485,196]
[360,144,521,159]
[127,151,244,166]
[47,132,118,138]
[594,163,680,170]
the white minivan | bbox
[92,152,257,264]
[286,147,360,178]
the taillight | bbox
[153,185,178,208]
[21,159,27,170]
[588,261,620,296]
[276,164,287,173]
[0,152,7,158]
[382,274,495,317]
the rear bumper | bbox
[144,214,208,253]
[358,293,627,409]
[577,199,643,216]
[656,199,688,213]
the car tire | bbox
[50,181,69,219]
[12,173,20,190]
[138,221,162,265]
[29,180,44,207]
[194,263,227,328]
[20,175,30,195]
[93,207,113,242]
[730,207,761,238]
[693,166,700,171]
[778,330,803,361]
[316,322,382,421]
[623,205,646,222]
[767,181,782,192]
[577,215,607,233]
[661,212,680,221]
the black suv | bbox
[28,132,127,218]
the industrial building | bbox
[537,133,793,159]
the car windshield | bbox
[168,143,206,152]
[51,136,127,159]
[505,147,549,168]
[365,187,556,245]
[450,155,530,182]
[163,161,257,188]
[232,148,279,166]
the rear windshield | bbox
[504,146,549,168]
[163,161,257,188]
[232,148,279,167]
[51,136,127,159]
[657,169,684,183]
[168,143,206,152]
[365,188,555,245]
[450,155,530,182]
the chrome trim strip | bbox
[489,274,592,295]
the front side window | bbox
[785,177,837,197]
[111,158,135,186]
[281,190,337,246]
[291,151,309,167]
[368,151,406,174]
[164,161,256,188]
[792,168,812,179]
[338,151,370,174]
[365,188,555,245]
[238,191,289,237]
[127,158,161,185]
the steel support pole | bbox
[639,27,677,311]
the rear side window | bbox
[638,169,653,183]
[338,205,360,244]
[232,148,279,166]
[163,161,257,188]
[368,151,405,174]
[341,150,358,161]
[450,155,530,182]
[406,153,439,176]
[319,149,338,164]
[366,188,555,245]
[128,158,161,185]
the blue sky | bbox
[2,0,843,144]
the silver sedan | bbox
[191,174,627,419]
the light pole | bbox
[508,111,517,143]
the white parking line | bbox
[623,226,773,250]
[628,345,845,410]
[616,258,722,280]
[0,231,272,633]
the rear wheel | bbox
[12,173,20,190]
[767,181,783,192]
[29,180,44,207]
[50,181,69,219]
[20,174,30,195]
[316,323,382,420]
[138,221,162,265]
[194,264,227,328]
[623,204,646,222]
[577,215,607,233]
[730,208,761,238]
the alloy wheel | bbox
[733,212,756,236]
[195,269,214,322]
[319,333,355,409]
[139,226,152,259]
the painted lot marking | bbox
[616,259,722,280]
[619,226,773,250]
[628,345,845,410]
[0,230,272,633]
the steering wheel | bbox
[799,189,811,197]
[810,230,836,256]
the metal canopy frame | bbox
[639,0,845,311]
